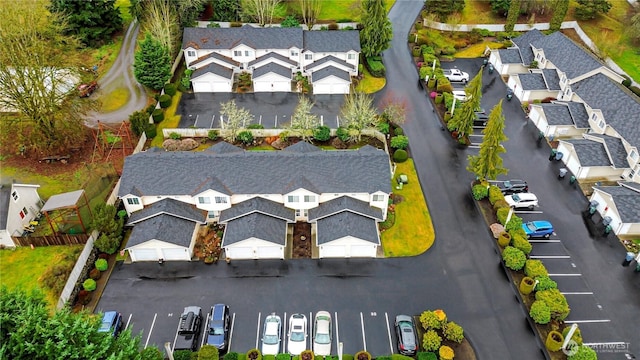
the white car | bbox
[505,193,539,210]
[313,311,332,356]
[287,313,307,355]
[452,90,468,102]
[261,313,282,355]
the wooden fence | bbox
[12,234,89,247]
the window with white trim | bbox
[198,197,211,204]
[287,195,300,203]
[11,191,18,201]
[372,194,384,202]
[22,207,28,216]
[629,168,635,179]
[245,50,251,57]
[234,50,242,57]
[127,198,140,205]
[598,120,605,129]
[347,53,356,60]
[207,211,219,219]
[187,50,196,57]
[591,113,597,121]
[291,50,298,57]
[305,53,313,60]
[295,209,308,217]
[214,196,228,204]
[303,195,315,202]
[630,150,638,160]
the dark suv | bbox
[495,179,529,195]
[207,304,230,352]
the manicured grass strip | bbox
[381,159,435,257]
[0,245,84,309]
[455,41,505,58]
[151,91,182,148]
[355,64,386,93]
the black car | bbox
[495,179,529,194]
[394,315,417,356]
[473,112,489,127]
[207,304,230,352]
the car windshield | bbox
[526,223,537,231]
[209,325,224,335]
[512,194,521,202]
[263,334,279,345]
[315,333,330,344]
[291,328,305,342]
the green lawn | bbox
[283,0,396,23]
[151,92,183,148]
[355,65,386,93]
[0,245,84,309]
[381,159,435,257]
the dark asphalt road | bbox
[97,1,639,358]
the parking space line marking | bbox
[360,312,366,351]
[310,312,313,351]
[194,114,199,127]
[529,240,561,242]
[202,308,211,348]
[549,273,582,276]
[259,115,262,125]
[320,115,324,126]
[125,313,132,330]
[334,312,340,355]
[561,292,594,295]
[469,134,483,137]
[144,313,157,349]
[171,317,180,352]
[469,145,480,149]
[565,319,610,323]
[256,312,261,349]
[515,210,543,214]
[530,255,571,259]
[210,115,215,128]
[283,312,287,354]
[385,312,394,354]
[274,115,277,128]
[228,313,236,352]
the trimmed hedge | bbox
[502,246,526,271]
[145,123,157,138]
[488,185,504,205]
[511,233,532,254]
[393,149,408,163]
[159,94,171,108]
[535,288,570,320]
[83,278,97,291]
[422,329,442,352]
[164,83,177,96]
[524,259,548,278]
[472,184,489,200]
[314,126,331,141]
[365,56,386,77]
[534,275,557,291]
[417,353,437,360]
[95,258,108,272]
[152,108,164,123]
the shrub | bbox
[159,94,171,108]
[438,346,454,360]
[621,75,631,88]
[354,351,370,360]
[279,130,290,142]
[562,326,583,346]
[198,344,219,360]
[365,56,386,77]
[181,69,193,89]
[535,288,570,320]
[393,149,408,163]
[95,232,122,255]
[328,22,339,30]
[246,349,262,360]
[140,347,164,360]
[336,127,350,142]
[534,275,557,291]
[472,184,489,200]
[568,345,597,360]
[488,185,504,205]
[496,207,510,224]
[39,262,74,294]
[436,78,453,93]
[83,278,97,291]
[230,21,242,27]
[416,352,437,360]
[443,321,463,343]
[419,310,442,330]
[505,215,523,233]
[524,260,548,278]
[376,122,390,134]
[174,351,193,360]
[247,124,264,129]
[89,267,102,280]
[225,352,240,360]
[529,300,551,324]
[129,110,150,136]
[502,246,526,271]
[164,83,177,96]
[95,258,108,271]
[512,233,532,255]
[208,130,219,141]
[152,108,164,123]
[237,130,254,145]
[422,329,442,352]
[629,86,640,97]
[390,135,409,150]
[313,125,331,141]
[493,199,510,211]
[145,123,157,138]
[169,132,181,140]
[281,15,300,28]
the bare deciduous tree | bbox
[289,95,319,142]
[300,0,322,29]
[220,100,254,143]
[339,92,379,142]
[141,0,180,59]
[241,0,281,26]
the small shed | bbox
[40,190,92,234]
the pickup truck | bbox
[443,69,469,83]
[174,306,203,352]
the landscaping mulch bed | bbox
[292,222,312,259]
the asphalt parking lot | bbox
[176,92,346,129]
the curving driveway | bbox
[85,20,148,128]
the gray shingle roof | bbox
[593,185,640,223]
[248,52,297,67]
[572,73,640,149]
[564,139,611,167]
[182,26,303,51]
[221,212,287,246]
[303,30,360,53]
[587,134,628,168]
[127,199,206,226]
[218,197,295,223]
[316,211,379,245]
[565,102,590,129]
[281,176,320,194]
[308,196,383,221]
[511,29,545,65]
[541,69,561,90]
[518,73,547,90]
[306,55,354,71]
[531,31,604,79]
[192,62,233,80]
[126,214,198,248]
[539,103,573,126]
[204,142,243,154]
[620,182,640,192]
[283,141,322,153]
[497,48,523,64]
[119,143,391,198]
[190,52,239,68]
[253,62,292,80]
[311,66,351,82]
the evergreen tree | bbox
[360,0,393,57]
[628,12,640,44]
[504,0,521,33]
[133,33,172,90]
[447,69,483,139]
[213,0,241,21]
[424,0,466,22]
[575,0,612,20]
[467,100,509,180]
[49,0,123,47]
[549,0,569,32]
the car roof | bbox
[531,220,552,227]
[102,311,118,323]
[212,304,226,318]
[395,314,413,323]
[513,193,537,200]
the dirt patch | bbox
[292,222,311,259]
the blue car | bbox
[98,311,123,336]
[207,304,230,351]
[522,221,554,238]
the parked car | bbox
[443,68,469,83]
[287,313,307,355]
[394,315,417,356]
[452,90,468,102]
[174,306,203,352]
[78,81,98,97]
[494,179,529,195]
[261,313,282,355]
[522,221,554,238]
[98,311,123,337]
[313,311,332,356]
[473,112,489,127]
[207,304,230,351]
[505,193,539,210]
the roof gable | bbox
[218,197,295,223]
[593,185,640,223]
[126,214,198,248]
[316,212,379,245]
[222,212,287,246]
[564,139,611,167]
[253,62,292,80]
[311,66,351,82]
[308,196,383,221]
[127,199,206,225]
[531,31,604,79]
[182,26,304,51]
[192,62,233,80]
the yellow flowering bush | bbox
[439,345,454,360]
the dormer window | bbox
[127,198,140,205]
[198,197,211,204]
[303,195,315,202]
[214,196,228,204]
[287,195,299,203]
[305,53,313,60]
[598,120,605,129]
[187,50,196,57]
[11,191,18,201]
[234,50,242,57]
[372,194,384,202]
[347,53,356,60]
[291,50,298,57]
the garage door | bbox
[256,246,283,259]
[193,81,214,93]
[349,245,376,258]
[225,247,254,260]
[254,81,290,92]
[319,245,346,258]
[313,83,350,95]
[162,248,190,261]
[131,249,158,262]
